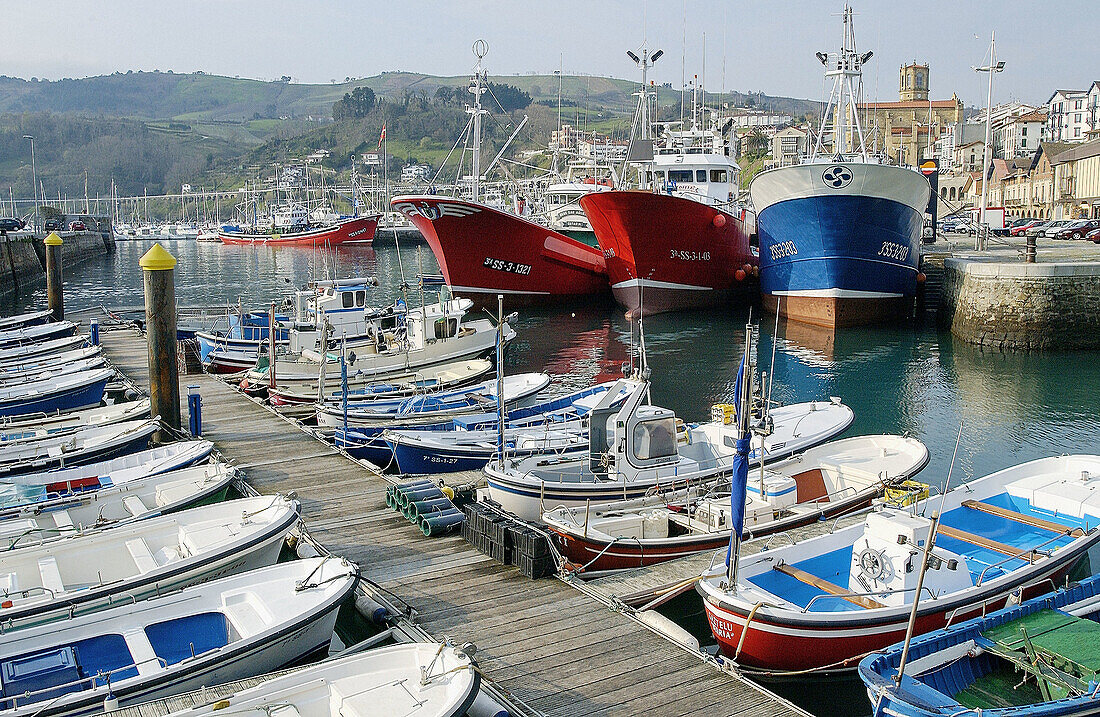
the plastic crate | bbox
[517,552,556,579]
[488,538,511,565]
[514,528,552,559]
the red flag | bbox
[377,124,386,149]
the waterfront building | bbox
[729,109,794,129]
[936,123,985,173]
[768,125,810,168]
[995,111,1047,159]
[1045,83,1100,142]
[400,164,432,183]
[855,63,964,166]
[954,139,987,174]
[1051,138,1100,218]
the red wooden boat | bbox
[580,191,756,316]
[391,196,609,302]
[218,215,378,247]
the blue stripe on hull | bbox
[758,194,922,297]
[0,378,108,418]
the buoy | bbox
[440,484,455,500]
[635,609,701,652]
[735,269,746,281]
[295,539,321,560]
[917,272,927,283]
[751,265,759,277]
[743,263,753,275]
[712,213,727,228]
[354,594,390,625]
[467,689,511,717]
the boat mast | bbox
[625,45,664,188]
[811,5,872,162]
[468,40,490,203]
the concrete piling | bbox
[44,232,63,320]
[140,243,181,440]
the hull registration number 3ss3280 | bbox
[483,257,533,275]
[877,242,910,262]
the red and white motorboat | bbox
[697,455,1100,672]
[392,196,608,302]
[389,43,609,303]
[219,214,378,247]
[580,69,757,316]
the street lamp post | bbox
[22,135,38,233]
[975,32,1005,251]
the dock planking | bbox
[95,320,808,717]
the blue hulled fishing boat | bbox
[751,7,931,328]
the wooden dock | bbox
[93,318,808,717]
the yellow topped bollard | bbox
[141,243,181,440]
[44,232,63,320]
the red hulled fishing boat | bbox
[218,214,378,247]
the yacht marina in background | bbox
[2,2,1099,716]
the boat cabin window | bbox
[342,292,354,309]
[355,291,366,307]
[696,170,706,182]
[434,317,458,339]
[632,417,677,461]
[710,169,728,183]
[668,170,694,183]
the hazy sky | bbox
[3,1,1096,106]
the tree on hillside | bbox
[486,82,531,112]
[332,87,376,121]
[744,128,769,159]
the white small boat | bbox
[0,346,102,375]
[157,643,480,717]
[0,558,357,717]
[0,399,150,439]
[0,309,52,331]
[0,462,236,545]
[0,368,115,418]
[315,372,552,428]
[5,440,214,503]
[484,378,855,520]
[0,335,86,364]
[0,495,299,629]
[0,321,76,348]
[0,419,159,477]
[0,356,106,387]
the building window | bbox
[1021,126,1027,136]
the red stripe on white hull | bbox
[391,196,608,300]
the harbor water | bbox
[9,238,1100,716]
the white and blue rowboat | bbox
[484,379,855,520]
[0,495,299,630]
[859,572,1100,716]
[0,558,357,717]
[155,643,480,717]
[0,419,160,478]
[0,321,77,348]
[697,455,1100,672]
[0,369,114,418]
[0,336,87,365]
[0,399,150,441]
[316,372,551,429]
[0,356,107,388]
[2,440,214,509]
[751,9,932,328]
[0,462,236,546]
[0,309,53,332]
[334,380,632,467]
[0,346,102,376]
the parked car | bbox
[1087,227,1100,244]
[1056,218,1100,239]
[1039,219,1073,237]
[67,220,86,232]
[43,218,62,231]
[1010,219,1042,236]
[941,218,971,234]
[0,217,25,232]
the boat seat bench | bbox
[126,538,158,573]
[961,499,1085,537]
[773,562,884,609]
[937,525,1047,562]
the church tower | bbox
[899,63,929,102]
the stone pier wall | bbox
[0,230,112,298]
[941,257,1100,350]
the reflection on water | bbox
[6,239,1100,717]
